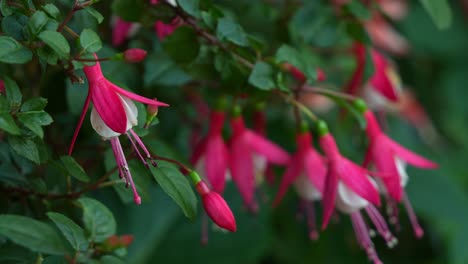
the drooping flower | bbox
[229,109,290,212]
[317,121,397,263]
[346,43,402,110]
[365,14,409,56]
[69,54,168,204]
[252,109,276,185]
[191,110,229,194]
[317,121,381,228]
[273,129,327,239]
[154,20,180,41]
[112,17,136,47]
[122,48,148,63]
[363,109,438,237]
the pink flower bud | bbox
[0,80,5,94]
[147,98,159,116]
[316,68,326,82]
[196,181,237,232]
[123,48,147,63]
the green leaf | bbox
[419,0,452,30]
[8,136,40,164]
[42,4,61,19]
[275,45,317,82]
[60,155,90,182]
[80,29,102,53]
[17,111,53,139]
[149,161,197,220]
[344,0,371,20]
[248,62,275,90]
[111,0,145,22]
[84,7,104,24]
[27,11,49,37]
[163,26,200,64]
[38,30,70,59]
[100,255,126,264]
[216,18,249,46]
[0,36,32,64]
[3,76,22,108]
[177,0,200,18]
[21,97,48,111]
[363,47,375,82]
[47,212,88,251]
[0,113,20,135]
[345,22,370,44]
[0,214,68,255]
[2,14,28,40]
[78,197,117,243]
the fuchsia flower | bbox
[273,130,327,239]
[365,14,409,57]
[123,48,147,63]
[346,43,402,109]
[191,110,229,193]
[154,20,180,41]
[317,121,397,264]
[69,54,168,204]
[112,17,135,46]
[363,110,438,237]
[229,110,290,211]
[0,79,4,94]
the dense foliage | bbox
[1,0,467,263]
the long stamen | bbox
[350,212,383,264]
[110,138,126,183]
[69,93,92,155]
[365,205,398,247]
[130,129,157,167]
[126,132,148,167]
[402,191,424,238]
[304,200,319,240]
[114,137,141,204]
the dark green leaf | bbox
[27,11,49,37]
[21,97,48,111]
[8,136,40,164]
[216,18,249,46]
[42,4,60,19]
[163,26,200,64]
[100,255,126,264]
[80,29,102,53]
[38,30,70,59]
[345,22,370,44]
[0,215,68,255]
[149,161,197,220]
[419,0,452,30]
[248,62,275,90]
[60,155,89,182]
[363,47,374,82]
[47,212,88,251]
[177,0,200,18]
[84,7,104,24]
[1,14,28,40]
[111,0,145,22]
[0,113,20,135]
[78,197,117,243]
[275,45,317,82]
[344,0,371,20]
[0,36,32,64]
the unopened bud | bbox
[316,68,326,82]
[200,187,237,232]
[144,98,160,128]
[123,48,147,63]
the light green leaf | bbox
[3,76,22,108]
[248,62,275,90]
[21,97,48,112]
[42,4,60,19]
[419,0,452,30]
[84,7,104,24]
[38,30,70,59]
[216,18,248,46]
[149,161,197,220]
[17,111,53,138]
[27,11,49,37]
[0,36,32,64]
[177,0,200,18]
[47,212,88,251]
[0,215,68,255]
[78,197,116,243]
[80,29,102,53]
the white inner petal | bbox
[335,177,377,214]
[395,157,409,187]
[362,84,391,111]
[253,154,267,185]
[90,95,138,140]
[293,173,322,201]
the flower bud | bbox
[316,68,327,82]
[144,98,160,128]
[196,181,237,232]
[123,48,147,63]
[0,80,5,95]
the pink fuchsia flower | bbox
[0,79,4,94]
[345,43,402,110]
[365,14,409,57]
[123,48,147,63]
[252,108,276,185]
[112,17,136,47]
[191,110,229,194]
[69,54,168,204]
[273,130,327,240]
[229,109,290,212]
[154,20,180,41]
[190,171,237,232]
[363,109,438,237]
